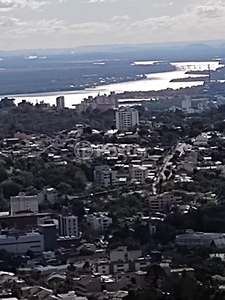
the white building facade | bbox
[129,165,148,184]
[86,213,112,231]
[94,165,118,188]
[10,193,39,215]
[56,96,65,108]
[37,188,58,204]
[116,108,139,131]
[58,215,79,237]
[0,232,44,254]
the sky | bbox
[0,0,224,50]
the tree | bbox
[83,261,90,270]
[0,168,8,183]
[67,262,76,272]
[26,186,38,196]
[211,290,225,300]
[1,180,22,199]
[145,264,166,289]
[83,126,92,135]
[26,249,35,259]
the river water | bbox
[7,61,222,108]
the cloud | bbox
[0,0,67,11]
[111,15,130,21]
[88,0,105,2]
[0,0,225,50]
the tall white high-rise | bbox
[58,206,79,237]
[56,96,65,108]
[116,108,139,131]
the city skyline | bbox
[0,0,224,50]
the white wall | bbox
[110,246,127,262]
[127,250,142,261]
[87,214,112,231]
[96,263,110,275]
[37,189,57,204]
[116,109,139,131]
[10,193,38,215]
[134,260,151,272]
[113,263,129,274]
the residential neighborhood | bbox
[0,91,225,300]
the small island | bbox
[170,76,208,83]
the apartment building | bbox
[76,92,118,113]
[94,165,118,188]
[56,96,65,108]
[95,246,150,275]
[129,165,148,184]
[149,192,182,212]
[58,206,79,237]
[86,212,112,231]
[37,188,58,204]
[10,193,39,215]
[116,108,139,131]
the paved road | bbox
[152,142,185,195]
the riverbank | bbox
[170,76,208,83]
[7,70,205,107]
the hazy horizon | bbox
[1,39,225,56]
[0,0,225,51]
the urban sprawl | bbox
[1,81,225,300]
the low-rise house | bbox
[57,291,87,300]
[73,275,102,296]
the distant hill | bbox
[184,43,213,51]
[1,40,225,57]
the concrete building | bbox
[57,291,87,300]
[39,223,57,251]
[182,150,198,174]
[116,108,139,131]
[109,246,142,262]
[182,96,194,114]
[94,165,118,188]
[73,276,102,296]
[0,212,52,229]
[175,232,225,248]
[86,212,112,231]
[56,96,65,108]
[0,232,44,254]
[149,192,182,212]
[37,188,58,204]
[76,92,118,113]
[58,207,79,237]
[10,193,39,215]
[129,165,148,184]
[194,133,209,146]
[95,246,150,275]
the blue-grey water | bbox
[8,61,222,108]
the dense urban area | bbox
[2,60,225,300]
